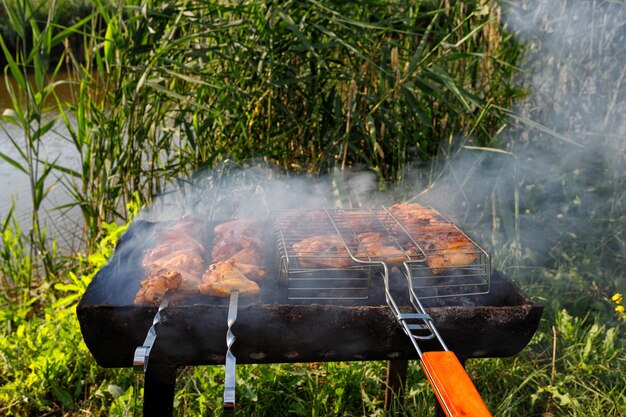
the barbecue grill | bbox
[272,206,497,415]
[77,207,542,416]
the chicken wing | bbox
[211,219,267,280]
[198,259,261,297]
[387,203,478,273]
[135,221,207,305]
[292,233,354,268]
[134,270,183,305]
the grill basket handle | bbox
[420,351,492,417]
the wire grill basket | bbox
[271,206,491,300]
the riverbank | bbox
[1,68,85,250]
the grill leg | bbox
[144,364,177,417]
[384,359,408,411]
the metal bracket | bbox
[223,290,239,412]
[134,294,171,374]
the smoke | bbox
[135,162,383,222]
[408,0,626,271]
[505,0,626,139]
[100,0,626,305]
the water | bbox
[0,72,84,250]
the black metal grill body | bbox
[76,219,542,416]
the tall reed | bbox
[73,0,520,204]
[0,0,77,278]
[1,1,625,416]
[0,0,524,340]
[1,0,518,250]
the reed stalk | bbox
[0,0,68,278]
[2,1,624,415]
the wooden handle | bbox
[420,351,492,417]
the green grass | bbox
[1,0,626,416]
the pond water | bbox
[0,72,84,250]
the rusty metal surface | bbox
[77,271,542,368]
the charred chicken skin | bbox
[134,270,183,305]
[135,222,206,305]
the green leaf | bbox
[88,252,107,267]
[498,106,584,147]
[51,385,74,408]
[108,384,125,399]
[277,10,320,62]
[54,283,79,292]
[0,35,26,88]
[0,151,27,174]
[104,18,118,67]
[52,294,81,309]
[33,162,56,210]
[33,119,56,141]
[51,13,96,45]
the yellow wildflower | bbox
[610,293,626,321]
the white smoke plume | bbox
[134,0,625,279]
[403,0,626,273]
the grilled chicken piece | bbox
[134,270,182,305]
[420,231,477,274]
[211,236,264,262]
[213,219,263,242]
[388,203,443,226]
[212,250,266,280]
[355,232,414,264]
[388,202,434,216]
[143,250,205,278]
[135,221,207,305]
[425,250,478,274]
[292,233,354,268]
[210,240,241,262]
[142,239,205,266]
[358,244,410,263]
[341,211,377,233]
[227,246,267,280]
[229,262,267,280]
[227,244,265,264]
[211,219,267,280]
[388,203,478,273]
[161,215,206,239]
[198,259,260,297]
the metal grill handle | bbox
[133,293,171,374]
[224,290,239,413]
